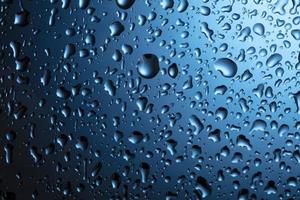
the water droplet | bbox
[137,54,160,79]
[214,58,238,78]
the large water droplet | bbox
[116,0,135,9]
[137,54,160,79]
[214,58,238,78]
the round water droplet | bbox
[214,58,238,78]
[109,21,125,37]
[79,0,90,9]
[177,0,189,13]
[160,0,174,10]
[253,23,265,36]
[116,0,135,9]
[137,54,160,79]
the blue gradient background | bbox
[1,0,300,199]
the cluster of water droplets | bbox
[1,0,300,199]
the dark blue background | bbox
[0,0,300,199]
